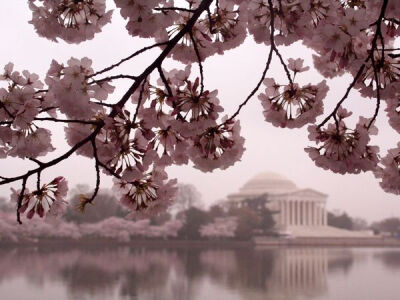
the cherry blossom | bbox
[305,109,379,174]
[385,90,400,133]
[28,0,113,43]
[113,168,178,217]
[258,78,328,128]
[114,0,178,39]
[374,142,400,195]
[0,0,399,225]
[189,118,245,172]
[11,177,68,219]
[200,216,237,238]
[45,57,114,120]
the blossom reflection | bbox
[0,246,398,300]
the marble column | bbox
[302,201,306,226]
[299,202,302,226]
[290,202,294,226]
[292,202,296,226]
[322,203,327,226]
[306,202,310,226]
[296,201,301,226]
[298,202,302,226]
[286,201,290,226]
[313,203,318,226]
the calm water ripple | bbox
[0,246,399,300]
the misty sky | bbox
[1,1,399,222]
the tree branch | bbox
[90,41,170,78]
[0,0,215,209]
[226,0,275,123]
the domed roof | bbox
[238,172,297,195]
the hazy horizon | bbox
[1,1,399,223]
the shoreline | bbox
[1,236,400,249]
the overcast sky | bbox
[1,1,399,222]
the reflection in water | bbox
[0,246,399,300]
[267,248,328,299]
[374,250,400,270]
[327,249,354,274]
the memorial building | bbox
[227,172,370,238]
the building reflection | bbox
[0,246,389,300]
[265,248,328,299]
[374,250,400,270]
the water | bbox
[0,245,399,300]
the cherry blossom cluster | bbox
[305,108,380,175]
[200,216,238,238]
[28,0,112,43]
[2,0,400,224]
[0,63,54,158]
[374,142,400,195]
[0,210,183,242]
[10,177,68,219]
[258,58,329,128]
[45,57,114,119]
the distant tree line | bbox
[0,183,277,243]
[328,211,400,237]
[1,183,399,243]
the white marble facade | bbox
[227,172,328,232]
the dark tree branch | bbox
[29,157,44,166]
[1,0,215,225]
[317,0,389,129]
[189,30,205,95]
[36,171,41,191]
[133,78,148,124]
[225,0,276,123]
[34,117,99,125]
[273,47,294,87]
[16,177,27,225]
[206,7,215,34]
[2,0,213,188]
[154,7,195,13]
[157,66,173,97]
[90,74,137,85]
[90,41,170,78]
[98,161,122,179]
[317,64,366,129]
[91,101,115,108]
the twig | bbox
[16,177,28,225]
[189,30,205,95]
[34,117,99,125]
[273,47,294,87]
[90,41,169,78]
[133,78,148,124]
[157,66,173,97]
[317,64,366,129]
[225,0,276,123]
[1,0,215,224]
[317,0,389,129]
[90,74,137,85]
[98,161,122,179]
[154,7,195,13]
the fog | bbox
[0,1,399,222]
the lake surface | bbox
[0,245,399,300]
